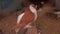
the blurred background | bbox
[0,0,60,18]
[0,0,60,34]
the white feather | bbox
[38,33,41,34]
[17,13,25,24]
[15,13,25,33]
[54,12,60,14]
[29,5,37,21]
[15,28,20,33]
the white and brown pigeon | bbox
[11,4,37,33]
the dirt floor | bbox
[37,4,60,34]
[0,12,17,34]
[37,14,60,34]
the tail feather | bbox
[15,28,20,33]
[15,13,25,33]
